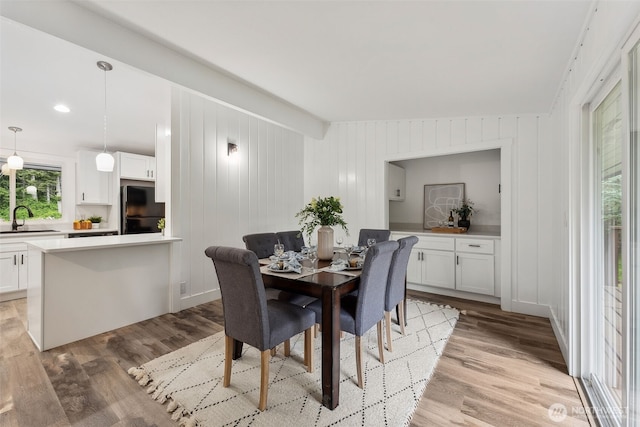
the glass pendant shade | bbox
[96,152,115,172]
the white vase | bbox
[317,226,334,260]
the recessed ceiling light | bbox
[54,104,70,113]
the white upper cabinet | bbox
[388,163,405,201]
[118,152,156,181]
[76,151,112,205]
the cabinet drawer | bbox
[456,238,494,254]
[417,236,454,251]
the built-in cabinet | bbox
[76,151,112,205]
[0,243,27,294]
[388,163,406,201]
[395,232,498,297]
[118,152,156,181]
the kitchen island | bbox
[27,234,181,351]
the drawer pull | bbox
[468,244,481,248]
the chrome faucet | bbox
[11,205,34,231]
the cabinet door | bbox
[423,250,455,289]
[0,252,19,293]
[120,153,155,181]
[388,163,405,201]
[77,151,112,205]
[406,249,423,284]
[456,252,495,295]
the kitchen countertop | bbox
[391,227,500,239]
[0,227,119,241]
[26,233,180,253]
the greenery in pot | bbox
[88,215,102,223]
[296,196,348,242]
[157,218,165,231]
[454,199,476,220]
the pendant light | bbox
[7,126,24,170]
[95,61,115,172]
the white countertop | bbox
[0,227,119,241]
[27,234,181,253]
[392,229,500,239]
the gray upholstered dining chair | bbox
[306,240,398,388]
[357,228,391,247]
[204,246,315,411]
[276,230,305,252]
[384,235,418,352]
[242,232,279,259]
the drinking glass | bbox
[367,238,376,248]
[344,243,354,261]
[274,243,285,258]
[308,249,318,272]
[336,236,344,247]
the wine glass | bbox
[344,243,354,262]
[367,238,376,248]
[336,236,344,247]
[308,249,318,272]
[274,243,284,258]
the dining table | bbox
[259,257,361,410]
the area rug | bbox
[128,299,459,427]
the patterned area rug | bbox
[129,299,459,427]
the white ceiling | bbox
[1,0,591,155]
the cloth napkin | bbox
[328,259,349,271]
[268,252,303,273]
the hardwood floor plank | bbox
[0,292,589,426]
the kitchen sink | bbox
[0,229,60,234]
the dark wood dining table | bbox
[260,259,359,410]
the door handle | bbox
[14,254,17,265]
[21,254,24,264]
[456,255,459,265]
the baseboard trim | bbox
[407,283,500,305]
[0,289,26,302]
[179,289,220,311]
[549,308,572,374]
[509,300,551,318]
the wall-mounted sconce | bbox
[227,140,238,157]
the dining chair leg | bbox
[377,321,385,364]
[223,335,233,387]
[384,311,393,352]
[398,301,406,335]
[355,336,363,388]
[284,339,291,357]
[304,327,313,373]
[270,347,276,357]
[258,350,270,411]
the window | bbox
[1,160,62,221]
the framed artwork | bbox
[423,183,465,229]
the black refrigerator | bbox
[121,185,165,234]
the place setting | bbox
[260,243,318,278]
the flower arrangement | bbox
[454,199,476,220]
[296,196,348,242]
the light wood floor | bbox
[0,291,589,426]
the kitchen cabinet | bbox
[406,236,455,289]
[0,243,28,295]
[455,238,495,295]
[394,233,497,297]
[118,152,156,181]
[76,151,112,205]
[388,163,405,201]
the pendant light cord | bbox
[103,66,108,154]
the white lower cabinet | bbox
[395,233,497,297]
[0,244,28,294]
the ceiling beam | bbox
[0,0,327,139]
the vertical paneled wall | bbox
[304,115,553,316]
[548,1,640,370]
[176,90,304,308]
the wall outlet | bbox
[180,281,187,295]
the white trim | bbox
[179,290,220,311]
[510,301,551,318]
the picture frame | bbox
[423,183,465,229]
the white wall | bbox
[389,149,501,228]
[549,1,640,374]
[173,89,305,309]
[304,115,550,317]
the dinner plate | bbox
[344,266,362,271]
[267,265,296,273]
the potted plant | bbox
[454,199,475,229]
[157,217,165,235]
[296,196,348,260]
[88,215,102,229]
